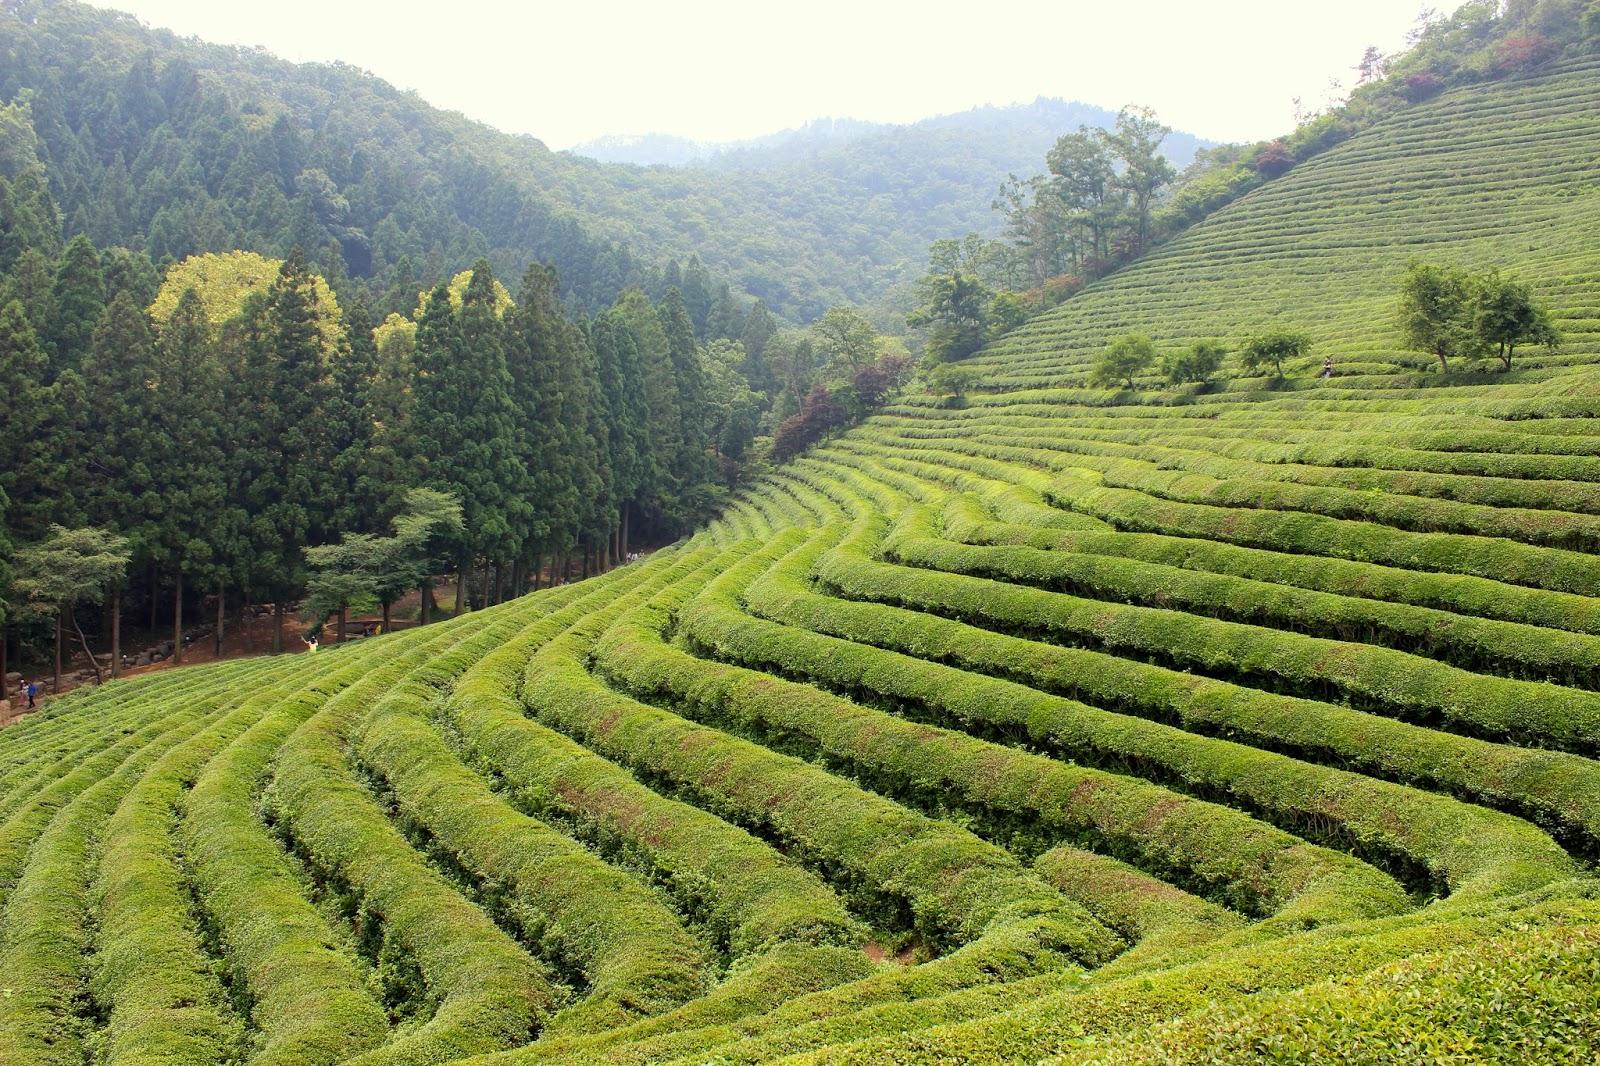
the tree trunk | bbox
[272,601,284,655]
[148,565,158,631]
[510,560,524,600]
[420,578,432,626]
[455,564,468,615]
[622,507,630,558]
[581,542,590,581]
[172,570,184,665]
[241,596,254,653]
[1,628,8,703]
[70,609,102,685]
[382,599,392,634]
[533,553,544,592]
[337,605,348,643]
[214,583,225,658]
[479,565,493,609]
[110,587,122,679]
[54,608,63,693]
[559,554,571,586]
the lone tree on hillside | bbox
[304,488,463,638]
[1091,333,1158,389]
[1161,340,1227,385]
[908,271,990,363]
[1472,270,1561,371]
[11,526,130,691]
[925,362,982,406]
[1397,262,1479,373]
[1239,330,1312,379]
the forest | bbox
[0,0,1211,326]
[0,122,921,688]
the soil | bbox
[862,941,919,966]
[0,558,643,729]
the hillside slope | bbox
[970,54,1600,387]
[0,0,1205,320]
[3,38,1600,1066]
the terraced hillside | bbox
[971,54,1600,387]
[5,55,1600,1066]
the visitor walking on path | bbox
[25,680,38,709]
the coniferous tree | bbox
[507,263,609,582]
[238,250,334,649]
[0,301,61,543]
[100,247,160,308]
[506,263,571,579]
[0,249,56,331]
[458,261,529,599]
[77,292,160,672]
[611,289,679,535]
[592,311,647,557]
[409,264,526,611]
[659,291,716,521]
[384,255,418,318]
[707,281,742,340]
[570,320,616,569]
[327,294,390,534]
[152,288,232,662]
[681,255,713,337]
[0,170,62,271]
[45,234,105,376]
[739,299,777,395]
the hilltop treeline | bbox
[0,0,1206,323]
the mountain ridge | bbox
[567,99,1212,171]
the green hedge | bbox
[534,545,1118,969]
[266,604,558,1064]
[180,623,483,1065]
[355,668,713,1036]
[0,700,239,1063]
[692,521,1579,908]
[876,505,1600,752]
[771,887,1600,1065]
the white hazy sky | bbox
[106,0,1463,149]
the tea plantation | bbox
[4,54,1600,1066]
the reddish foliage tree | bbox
[1401,72,1445,101]
[1253,140,1296,177]
[772,385,843,462]
[1494,34,1555,74]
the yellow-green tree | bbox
[150,250,345,352]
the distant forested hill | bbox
[563,101,1208,319]
[0,0,1207,321]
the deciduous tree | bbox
[1091,333,1157,389]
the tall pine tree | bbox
[409,263,526,611]
[77,292,160,672]
[0,300,62,542]
[739,299,777,396]
[237,250,334,650]
[152,287,232,662]
[680,254,713,337]
[660,288,713,502]
[45,234,105,377]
